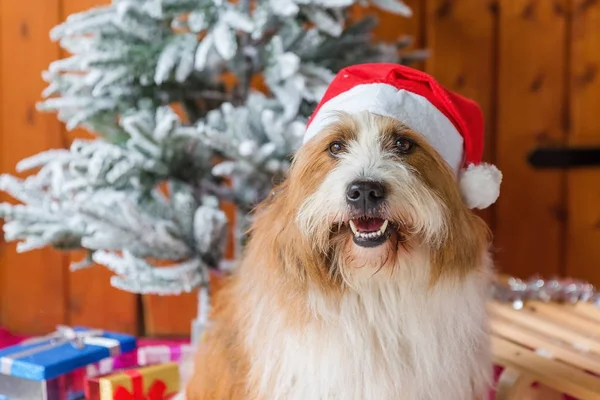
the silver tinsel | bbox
[492,275,600,310]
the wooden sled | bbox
[491,299,600,399]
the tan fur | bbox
[377,120,492,281]
[186,113,492,399]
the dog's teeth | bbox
[351,219,389,240]
[379,220,389,235]
[349,220,358,235]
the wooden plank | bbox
[492,335,600,399]
[491,315,600,375]
[0,0,68,334]
[59,0,139,335]
[567,0,600,286]
[494,0,568,279]
[424,0,497,227]
[523,301,600,335]
[573,302,600,324]
[489,302,600,354]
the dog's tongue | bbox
[355,217,385,233]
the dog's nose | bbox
[346,180,386,210]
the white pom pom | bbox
[459,163,502,209]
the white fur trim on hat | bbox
[304,83,465,173]
[459,163,502,209]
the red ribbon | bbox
[113,369,168,400]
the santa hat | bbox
[304,63,502,210]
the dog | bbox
[186,64,502,400]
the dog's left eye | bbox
[329,141,345,157]
[395,137,414,154]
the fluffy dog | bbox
[186,64,502,400]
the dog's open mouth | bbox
[349,217,393,248]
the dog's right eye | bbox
[328,141,345,157]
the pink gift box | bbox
[137,343,194,366]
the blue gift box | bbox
[0,326,136,381]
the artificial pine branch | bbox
[0,0,422,296]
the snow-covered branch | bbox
[1,0,420,295]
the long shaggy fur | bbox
[187,112,494,400]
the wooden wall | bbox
[1,0,599,336]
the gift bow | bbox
[113,369,168,400]
[21,325,105,349]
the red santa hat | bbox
[304,63,502,210]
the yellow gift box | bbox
[87,362,180,399]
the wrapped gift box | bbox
[85,362,179,400]
[0,326,136,400]
[137,344,193,366]
[86,351,138,378]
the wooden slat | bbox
[425,0,497,228]
[523,301,600,335]
[0,0,68,334]
[492,335,600,400]
[573,302,600,324]
[492,315,600,375]
[567,0,600,287]
[59,0,139,335]
[495,0,568,279]
[489,302,600,354]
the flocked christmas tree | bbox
[0,0,423,339]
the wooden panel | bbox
[424,0,497,228]
[143,291,197,337]
[0,0,4,326]
[143,271,227,337]
[0,0,68,334]
[58,0,139,335]
[68,255,139,335]
[350,0,425,69]
[494,0,568,279]
[567,0,600,286]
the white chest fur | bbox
[244,261,492,400]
